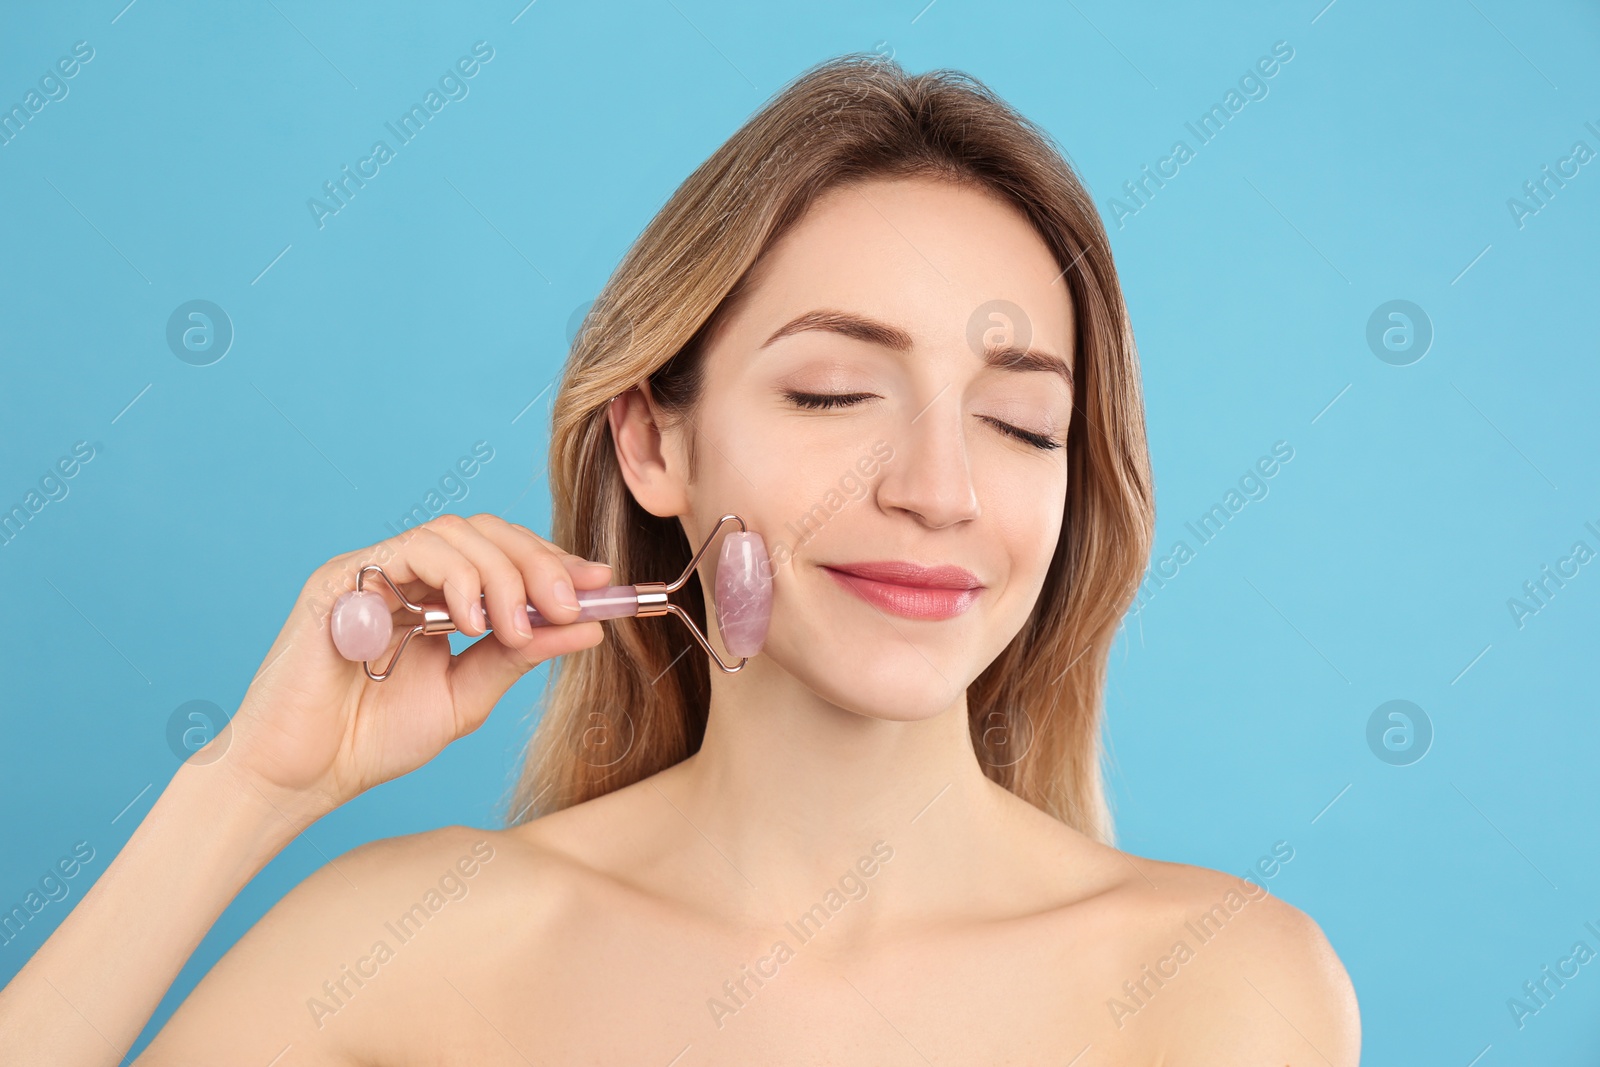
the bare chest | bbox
[390,901,1165,1066]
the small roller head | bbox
[715,531,772,658]
[331,589,394,662]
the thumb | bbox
[444,623,606,732]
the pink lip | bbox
[821,561,983,620]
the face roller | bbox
[329,513,772,682]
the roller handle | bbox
[516,585,643,627]
[329,578,652,676]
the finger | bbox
[418,514,539,647]
[500,520,566,555]
[458,515,590,628]
[467,511,611,598]
[495,518,614,584]
[353,526,487,639]
[446,620,605,733]
[570,560,614,590]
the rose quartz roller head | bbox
[330,513,772,682]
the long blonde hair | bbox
[505,53,1153,845]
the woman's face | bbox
[670,176,1074,720]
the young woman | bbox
[1,54,1359,1064]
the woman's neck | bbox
[654,659,1017,926]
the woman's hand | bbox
[219,512,610,821]
[0,513,611,1066]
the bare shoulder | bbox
[1083,842,1361,1066]
[136,823,565,1065]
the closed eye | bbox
[979,416,1064,451]
[784,391,1063,452]
[783,390,879,410]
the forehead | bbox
[719,176,1074,362]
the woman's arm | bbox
[0,513,611,1066]
[0,756,327,1065]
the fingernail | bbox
[470,603,486,632]
[582,560,612,571]
[513,604,533,636]
[555,579,580,612]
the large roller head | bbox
[715,531,772,658]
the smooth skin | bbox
[0,176,1359,1065]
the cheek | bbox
[987,463,1068,584]
[719,405,867,506]
[712,411,791,489]
[693,403,840,558]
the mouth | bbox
[819,560,984,621]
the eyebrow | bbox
[760,308,1073,389]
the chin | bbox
[768,626,979,722]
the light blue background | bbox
[2,1,1597,1061]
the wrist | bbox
[169,753,335,865]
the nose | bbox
[875,383,982,530]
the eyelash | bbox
[782,391,1064,452]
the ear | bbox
[608,382,691,518]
